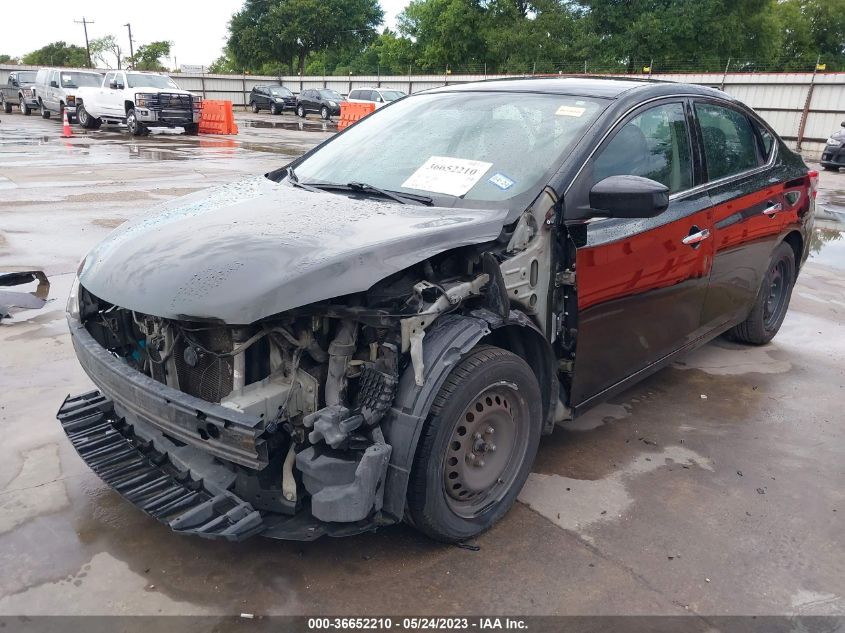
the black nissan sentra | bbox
[60,78,815,542]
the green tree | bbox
[127,41,172,71]
[227,0,383,75]
[775,0,845,69]
[398,0,487,70]
[0,54,18,64]
[22,41,89,67]
[90,35,123,69]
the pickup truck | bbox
[75,70,201,136]
[1,70,38,115]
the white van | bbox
[346,87,407,109]
[35,68,103,122]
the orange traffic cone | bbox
[62,109,73,138]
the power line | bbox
[74,17,94,68]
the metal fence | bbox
[3,63,843,159]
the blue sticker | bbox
[488,173,515,190]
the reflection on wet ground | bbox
[811,172,845,270]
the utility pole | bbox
[123,23,134,63]
[75,17,94,68]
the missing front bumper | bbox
[57,391,266,541]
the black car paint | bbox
[821,123,845,169]
[250,85,296,113]
[62,77,812,540]
[296,89,344,116]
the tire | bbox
[270,104,280,115]
[728,241,796,345]
[76,104,101,129]
[2,98,11,114]
[320,106,330,120]
[19,97,31,116]
[40,101,50,119]
[126,108,147,136]
[296,104,305,118]
[184,123,199,136]
[407,345,543,542]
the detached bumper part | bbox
[57,391,265,541]
[296,442,392,523]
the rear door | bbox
[693,100,787,330]
[567,99,715,408]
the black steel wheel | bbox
[729,241,796,345]
[408,345,542,542]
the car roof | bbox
[426,76,731,100]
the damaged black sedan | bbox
[60,78,814,542]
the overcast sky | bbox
[3,0,408,67]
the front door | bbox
[566,100,715,409]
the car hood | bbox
[79,176,510,324]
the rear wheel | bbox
[2,97,11,114]
[729,241,796,345]
[407,346,542,542]
[19,97,31,116]
[250,100,259,113]
[126,108,147,136]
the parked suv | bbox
[296,88,345,119]
[347,87,407,109]
[821,122,845,171]
[1,70,38,115]
[250,85,296,114]
[35,68,103,122]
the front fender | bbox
[379,309,558,521]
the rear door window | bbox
[695,102,763,181]
[593,102,693,195]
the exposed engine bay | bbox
[75,244,524,526]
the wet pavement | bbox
[0,113,843,617]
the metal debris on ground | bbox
[0,270,50,319]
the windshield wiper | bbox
[297,180,433,206]
[286,165,324,194]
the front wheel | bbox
[19,98,31,116]
[407,346,543,542]
[126,108,147,136]
[250,101,259,114]
[76,104,101,129]
[40,102,50,119]
[320,106,330,120]
[296,104,305,118]
[728,241,796,345]
[270,104,281,115]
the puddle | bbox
[239,118,335,133]
[809,218,845,270]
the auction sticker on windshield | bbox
[402,156,493,197]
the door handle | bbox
[682,228,711,246]
[763,202,783,216]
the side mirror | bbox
[841,121,845,128]
[50,81,58,88]
[11,80,18,87]
[116,83,124,90]
[589,175,670,219]
[109,81,118,89]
